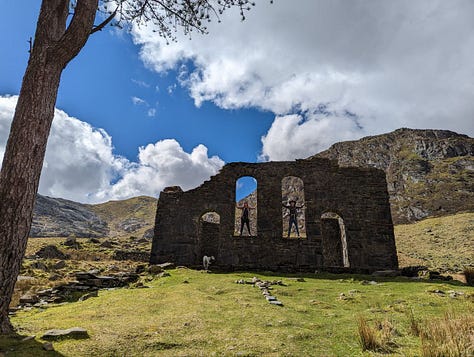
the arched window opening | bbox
[199,211,220,260]
[201,212,220,224]
[321,212,349,268]
[234,176,257,236]
[282,176,306,238]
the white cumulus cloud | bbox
[132,0,474,160]
[0,96,224,203]
[98,140,224,201]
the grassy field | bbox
[3,268,473,356]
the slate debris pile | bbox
[17,270,139,309]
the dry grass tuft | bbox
[358,316,396,353]
[407,308,421,336]
[420,311,474,357]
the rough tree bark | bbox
[0,0,98,334]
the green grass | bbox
[4,269,473,356]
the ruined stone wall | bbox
[150,158,398,272]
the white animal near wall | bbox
[202,255,215,270]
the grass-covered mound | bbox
[4,269,473,356]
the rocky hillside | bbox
[311,128,474,224]
[31,195,108,238]
[31,195,157,238]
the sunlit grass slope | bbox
[395,212,474,272]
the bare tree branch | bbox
[91,6,118,34]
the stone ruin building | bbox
[150,158,398,273]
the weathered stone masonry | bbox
[150,158,398,273]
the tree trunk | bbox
[0,0,98,334]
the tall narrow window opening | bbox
[282,176,306,238]
[234,176,257,236]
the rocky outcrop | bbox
[311,128,474,224]
[116,218,147,233]
[31,195,109,237]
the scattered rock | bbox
[447,290,464,298]
[35,245,69,260]
[400,266,428,277]
[147,265,164,275]
[89,237,101,244]
[100,240,115,248]
[42,327,89,340]
[269,300,283,306]
[361,280,378,285]
[21,335,35,342]
[33,301,48,308]
[42,342,54,351]
[132,282,149,289]
[157,262,175,270]
[30,261,48,271]
[348,289,361,294]
[158,271,171,278]
[79,291,98,301]
[63,237,81,249]
[272,280,286,286]
[19,293,39,305]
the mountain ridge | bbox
[311,128,474,223]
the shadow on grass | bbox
[0,333,64,357]
[210,269,468,287]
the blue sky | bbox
[1,1,473,203]
[0,1,273,164]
